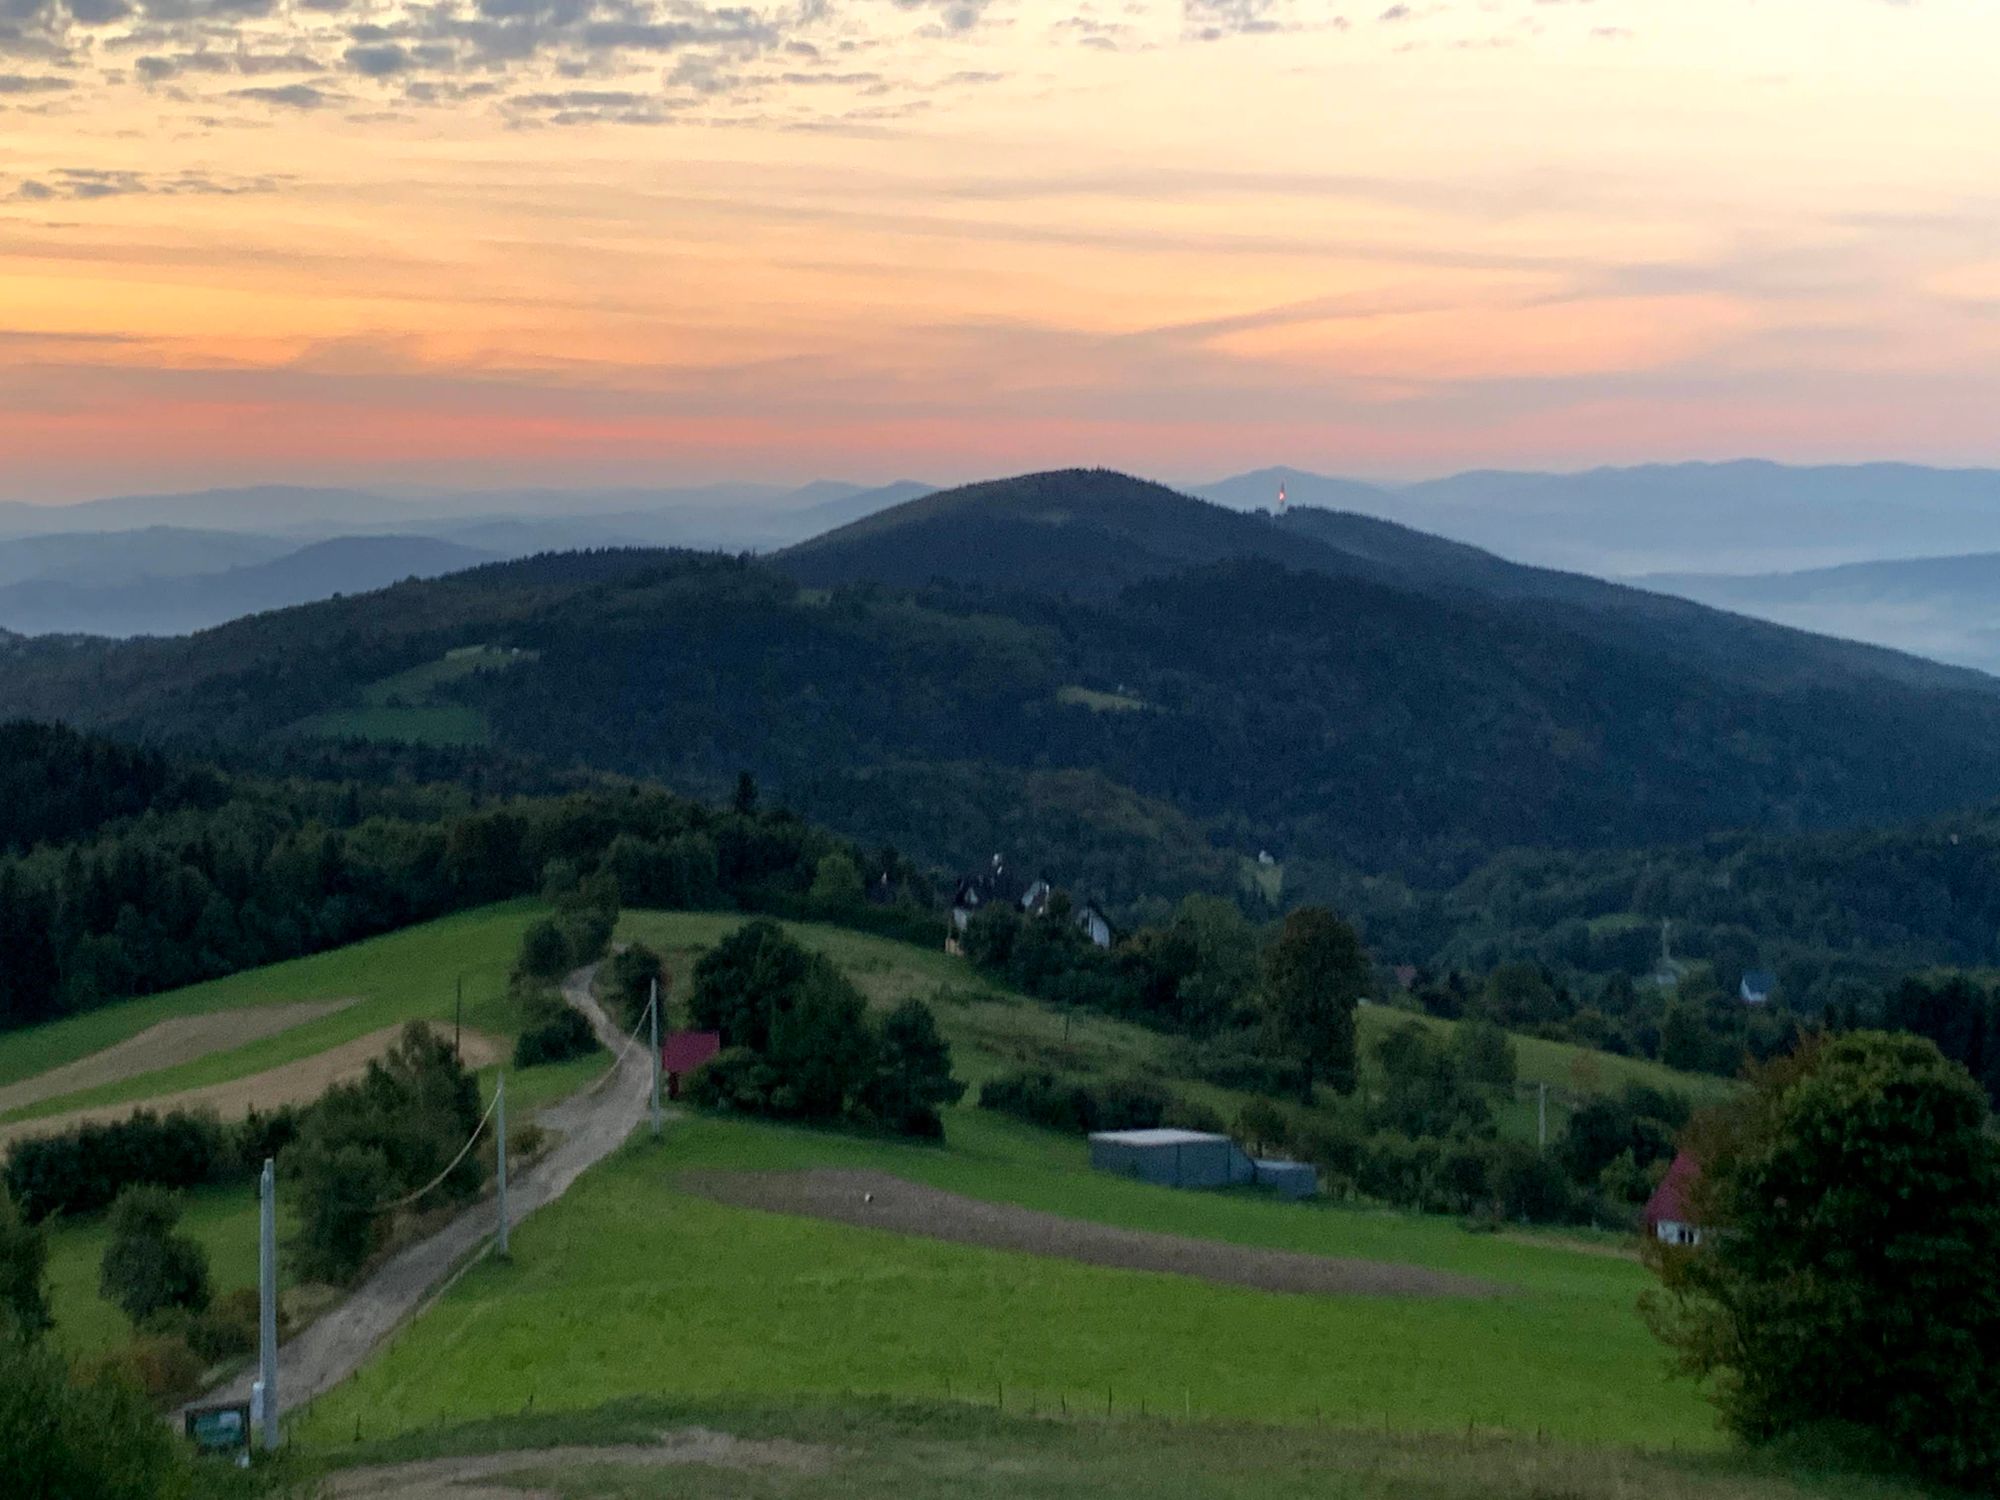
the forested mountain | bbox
[788,469,1992,694]
[6,472,2000,928]
[0,721,226,853]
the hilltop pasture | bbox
[300,909,1730,1452]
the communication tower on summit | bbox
[1276,481,1288,515]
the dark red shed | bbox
[661,1030,721,1099]
[1644,1151,1703,1246]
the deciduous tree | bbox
[1260,907,1368,1104]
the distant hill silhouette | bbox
[784,469,1990,694]
[0,535,496,638]
[10,471,2000,891]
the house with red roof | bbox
[661,1030,721,1100]
[1644,1151,1703,1246]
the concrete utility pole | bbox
[649,977,662,1139]
[496,1073,509,1259]
[258,1158,279,1451]
[1537,1083,1548,1150]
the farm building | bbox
[1644,1151,1703,1245]
[661,1030,721,1100]
[946,854,1115,954]
[1089,1129,1317,1198]
[1739,970,1776,1005]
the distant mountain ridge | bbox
[785,468,1994,696]
[0,535,497,638]
[11,470,2000,896]
[1198,460,2000,577]
[1644,551,2000,676]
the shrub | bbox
[977,1070,1095,1134]
[1235,1099,1293,1156]
[1091,1076,1172,1132]
[0,1183,50,1340]
[859,1000,966,1138]
[808,851,866,914]
[1290,1117,1364,1180]
[1491,1141,1579,1223]
[4,1335,192,1496]
[513,994,600,1068]
[80,1330,206,1406]
[1449,1015,1518,1091]
[606,942,666,1029]
[1162,1097,1227,1134]
[507,1122,548,1162]
[286,1141,395,1286]
[1645,1032,2000,1490]
[286,1023,486,1285]
[145,1301,255,1364]
[99,1186,211,1327]
[976,1070,1173,1136]
[686,1047,779,1114]
[515,917,572,981]
[1170,1043,1305,1100]
[4,1108,231,1222]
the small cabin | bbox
[1644,1151,1703,1246]
[1739,970,1776,1006]
[661,1030,721,1100]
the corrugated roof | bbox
[662,1030,721,1074]
[1088,1128,1228,1147]
[1645,1150,1701,1226]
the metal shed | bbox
[1088,1128,1257,1189]
[1252,1159,1319,1200]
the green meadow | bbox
[293,908,1731,1452]
[0,902,544,1127]
[305,1111,1711,1449]
[8,903,1751,1473]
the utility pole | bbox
[495,1073,509,1259]
[258,1158,279,1451]
[649,977,662,1140]
[1537,1083,1548,1150]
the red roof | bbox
[1645,1151,1701,1227]
[662,1030,721,1075]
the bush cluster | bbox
[975,1069,1179,1136]
[3,1105,302,1223]
[684,922,964,1137]
[283,1022,487,1285]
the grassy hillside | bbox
[619,910,1730,1148]
[280,910,1738,1456]
[305,1112,1709,1448]
[0,902,546,1128]
[7,909,1725,1372]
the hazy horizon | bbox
[9,1,2000,498]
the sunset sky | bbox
[3,0,1998,500]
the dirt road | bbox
[0,999,356,1119]
[330,1429,833,1499]
[200,964,654,1419]
[681,1168,1508,1299]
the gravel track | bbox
[329,1428,834,1499]
[679,1168,1508,1299]
[195,964,655,1421]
